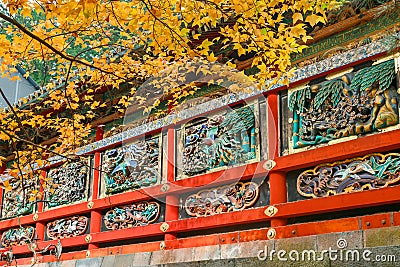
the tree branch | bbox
[0,11,125,79]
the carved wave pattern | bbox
[46,216,89,240]
[104,201,160,230]
[297,153,400,198]
[184,181,260,217]
[1,226,35,247]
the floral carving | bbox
[182,105,257,176]
[46,216,89,240]
[104,201,160,230]
[184,182,259,217]
[1,226,35,247]
[297,153,400,198]
[102,137,160,195]
[45,161,89,208]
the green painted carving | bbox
[289,60,399,149]
[102,136,160,195]
[297,153,400,198]
[1,178,39,219]
[182,105,257,176]
[103,201,160,230]
[1,226,35,247]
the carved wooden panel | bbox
[288,59,399,151]
[101,136,161,195]
[103,201,160,230]
[179,103,259,178]
[297,153,400,198]
[184,181,260,217]
[1,177,39,219]
[1,226,35,247]
[45,161,90,209]
[47,216,89,240]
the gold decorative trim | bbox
[267,228,276,240]
[263,160,276,171]
[160,222,169,232]
[87,201,94,209]
[264,206,278,217]
[85,234,92,243]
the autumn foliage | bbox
[0,0,339,188]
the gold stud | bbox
[160,222,169,232]
[87,201,94,209]
[85,234,92,243]
[267,228,276,240]
[264,206,278,217]
[263,160,276,171]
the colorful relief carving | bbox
[103,201,160,230]
[46,216,88,240]
[102,137,160,195]
[182,105,257,175]
[289,60,399,149]
[1,226,35,247]
[45,162,89,208]
[1,178,39,219]
[297,153,400,198]
[184,181,259,217]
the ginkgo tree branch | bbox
[0,88,31,140]
[0,11,125,79]
[140,0,190,51]
[0,125,102,173]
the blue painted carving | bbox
[182,105,257,175]
[1,226,35,247]
[102,137,160,195]
[103,201,160,230]
[289,60,399,149]
[1,178,38,219]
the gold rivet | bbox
[263,160,276,171]
[267,228,276,240]
[161,184,170,192]
[85,234,92,243]
[33,213,39,221]
[160,222,169,232]
[160,241,166,250]
[264,206,278,217]
[87,201,94,209]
